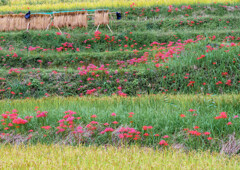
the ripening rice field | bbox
[0,0,240,168]
[1,145,240,169]
[0,0,239,13]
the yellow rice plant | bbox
[0,144,240,169]
[0,0,239,13]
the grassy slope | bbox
[0,94,239,151]
[0,5,239,98]
[0,38,239,98]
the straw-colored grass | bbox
[103,11,109,25]
[15,14,27,31]
[82,11,88,28]
[0,14,29,31]
[95,10,109,26]
[29,14,51,30]
[53,13,65,28]
[53,11,88,28]
[0,15,9,31]
[94,11,100,26]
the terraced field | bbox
[0,4,239,99]
[0,1,240,169]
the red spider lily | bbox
[104,123,109,126]
[234,115,239,119]
[143,133,149,136]
[41,126,52,130]
[155,63,163,68]
[225,80,232,86]
[151,41,159,46]
[207,137,213,140]
[163,135,169,138]
[56,128,65,134]
[118,134,124,139]
[100,127,114,134]
[180,114,186,117]
[168,5,173,12]
[24,116,33,121]
[215,112,227,119]
[12,118,28,125]
[142,126,153,130]
[133,137,138,141]
[91,115,97,118]
[12,53,18,58]
[111,113,116,116]
[227,122,232,125]
[36,111,48,118]
[94,31,101,40]
[197,55,205,60]
[112,121,118,124]
[8,68,21,74]
[128,112,135,117]
[1,114,8,119]
[8,123,13,127]
[204,132,210,135]
[187,81,195,87]
[221,72,228,76]
[9,113,18,120]
[159,140,168,146]
[90,121,98,125]
[64,110,76,115]
[188,130,201,136]
[194,126,199,129]
[216,81,223,85]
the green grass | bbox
[0,94,239,151]
[1,38,239,99]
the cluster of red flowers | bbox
[215,112,227,119]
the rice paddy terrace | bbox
[0,3,239,99]
[0,1,240,168]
